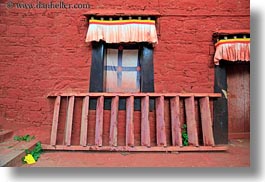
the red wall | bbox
[0,0,250,141]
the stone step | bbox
[0,139,38,167]
[0,129,13,143]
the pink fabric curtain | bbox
[214,39,250,65]
[85,19,158,44]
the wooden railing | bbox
[42,92,227,152]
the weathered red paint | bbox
[0,0,250,143]
[170,96,182,146]
[126,96,134,146]
[109,96,119,146]
[156,96,167,146]
[80,96,89,146]
[141,96,150,147]
[95,96,104,146]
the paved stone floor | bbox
[20,139,249,167]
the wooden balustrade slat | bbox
[50,96,61,146]
[184,96,199,146]
[126,96,134,146]
[156,96,167,146]
[200,97,215,146]
[95,96,104,146]
[80,96,89,146]
[141,96,150,147]
[109,96,119,146]
[65,96,75,146]
[170,96,182,146]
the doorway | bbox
[226,62,250,139]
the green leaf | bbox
[14,134,36,142]
[14,136,21,141]
[25,149,30,154]
[182,124,189,146]
[21,156,26,164]
[22,142,43,164]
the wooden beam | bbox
[156,96,166,146]
[80,96,89,146]
[141,96,150,147]
[42,144,228,152]
[184,96,199,146]
[109,96,119,146]
[214,65,228,144]
[64,96,75,146]
[170,96,182,146]
[50,96,61,146]
[200,97,215,146]
[126,96,134,146]
[48,92,222,98]
[95,96,104,146]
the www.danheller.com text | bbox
[6,1,90,9]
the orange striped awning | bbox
[85,19,158,44]
[214,38,250,65]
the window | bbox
[89,41,154,94]
[104,44,141,93]
[89,41,155,110]
[85,13,159,109]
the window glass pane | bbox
[104,46,140,92]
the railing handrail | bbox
[47,92,221,98]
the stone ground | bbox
[20,139,249,167]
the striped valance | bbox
[213,30,250,65]
[85,19,158,44]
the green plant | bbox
[22,142,43,164]
[14,135,35,142]
[182,124,189,146]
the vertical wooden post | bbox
[126,96,134,146]
[80,96,89,146]
[65,96,75,146]
[214,65,228,144]
[50,96,61,146]
[95,96,104,146]
[109,96,119,146]
[170,96,182,146]
[200,97,215,146]
[141,96,150,147]
[156,96,166,146]
[184,96,199,146]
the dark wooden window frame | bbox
[213,63,228,144]
[89,41,155,110]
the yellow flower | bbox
[24,154,36,164]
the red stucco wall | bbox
[0,0,249,141]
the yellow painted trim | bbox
[89,19,155,24]
[217,38,250,43]
[215,38,250,47]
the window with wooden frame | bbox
[84,12,159,109]
[89,41,154,94]
[104,44,141,93]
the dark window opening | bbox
[89,41,155,110]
